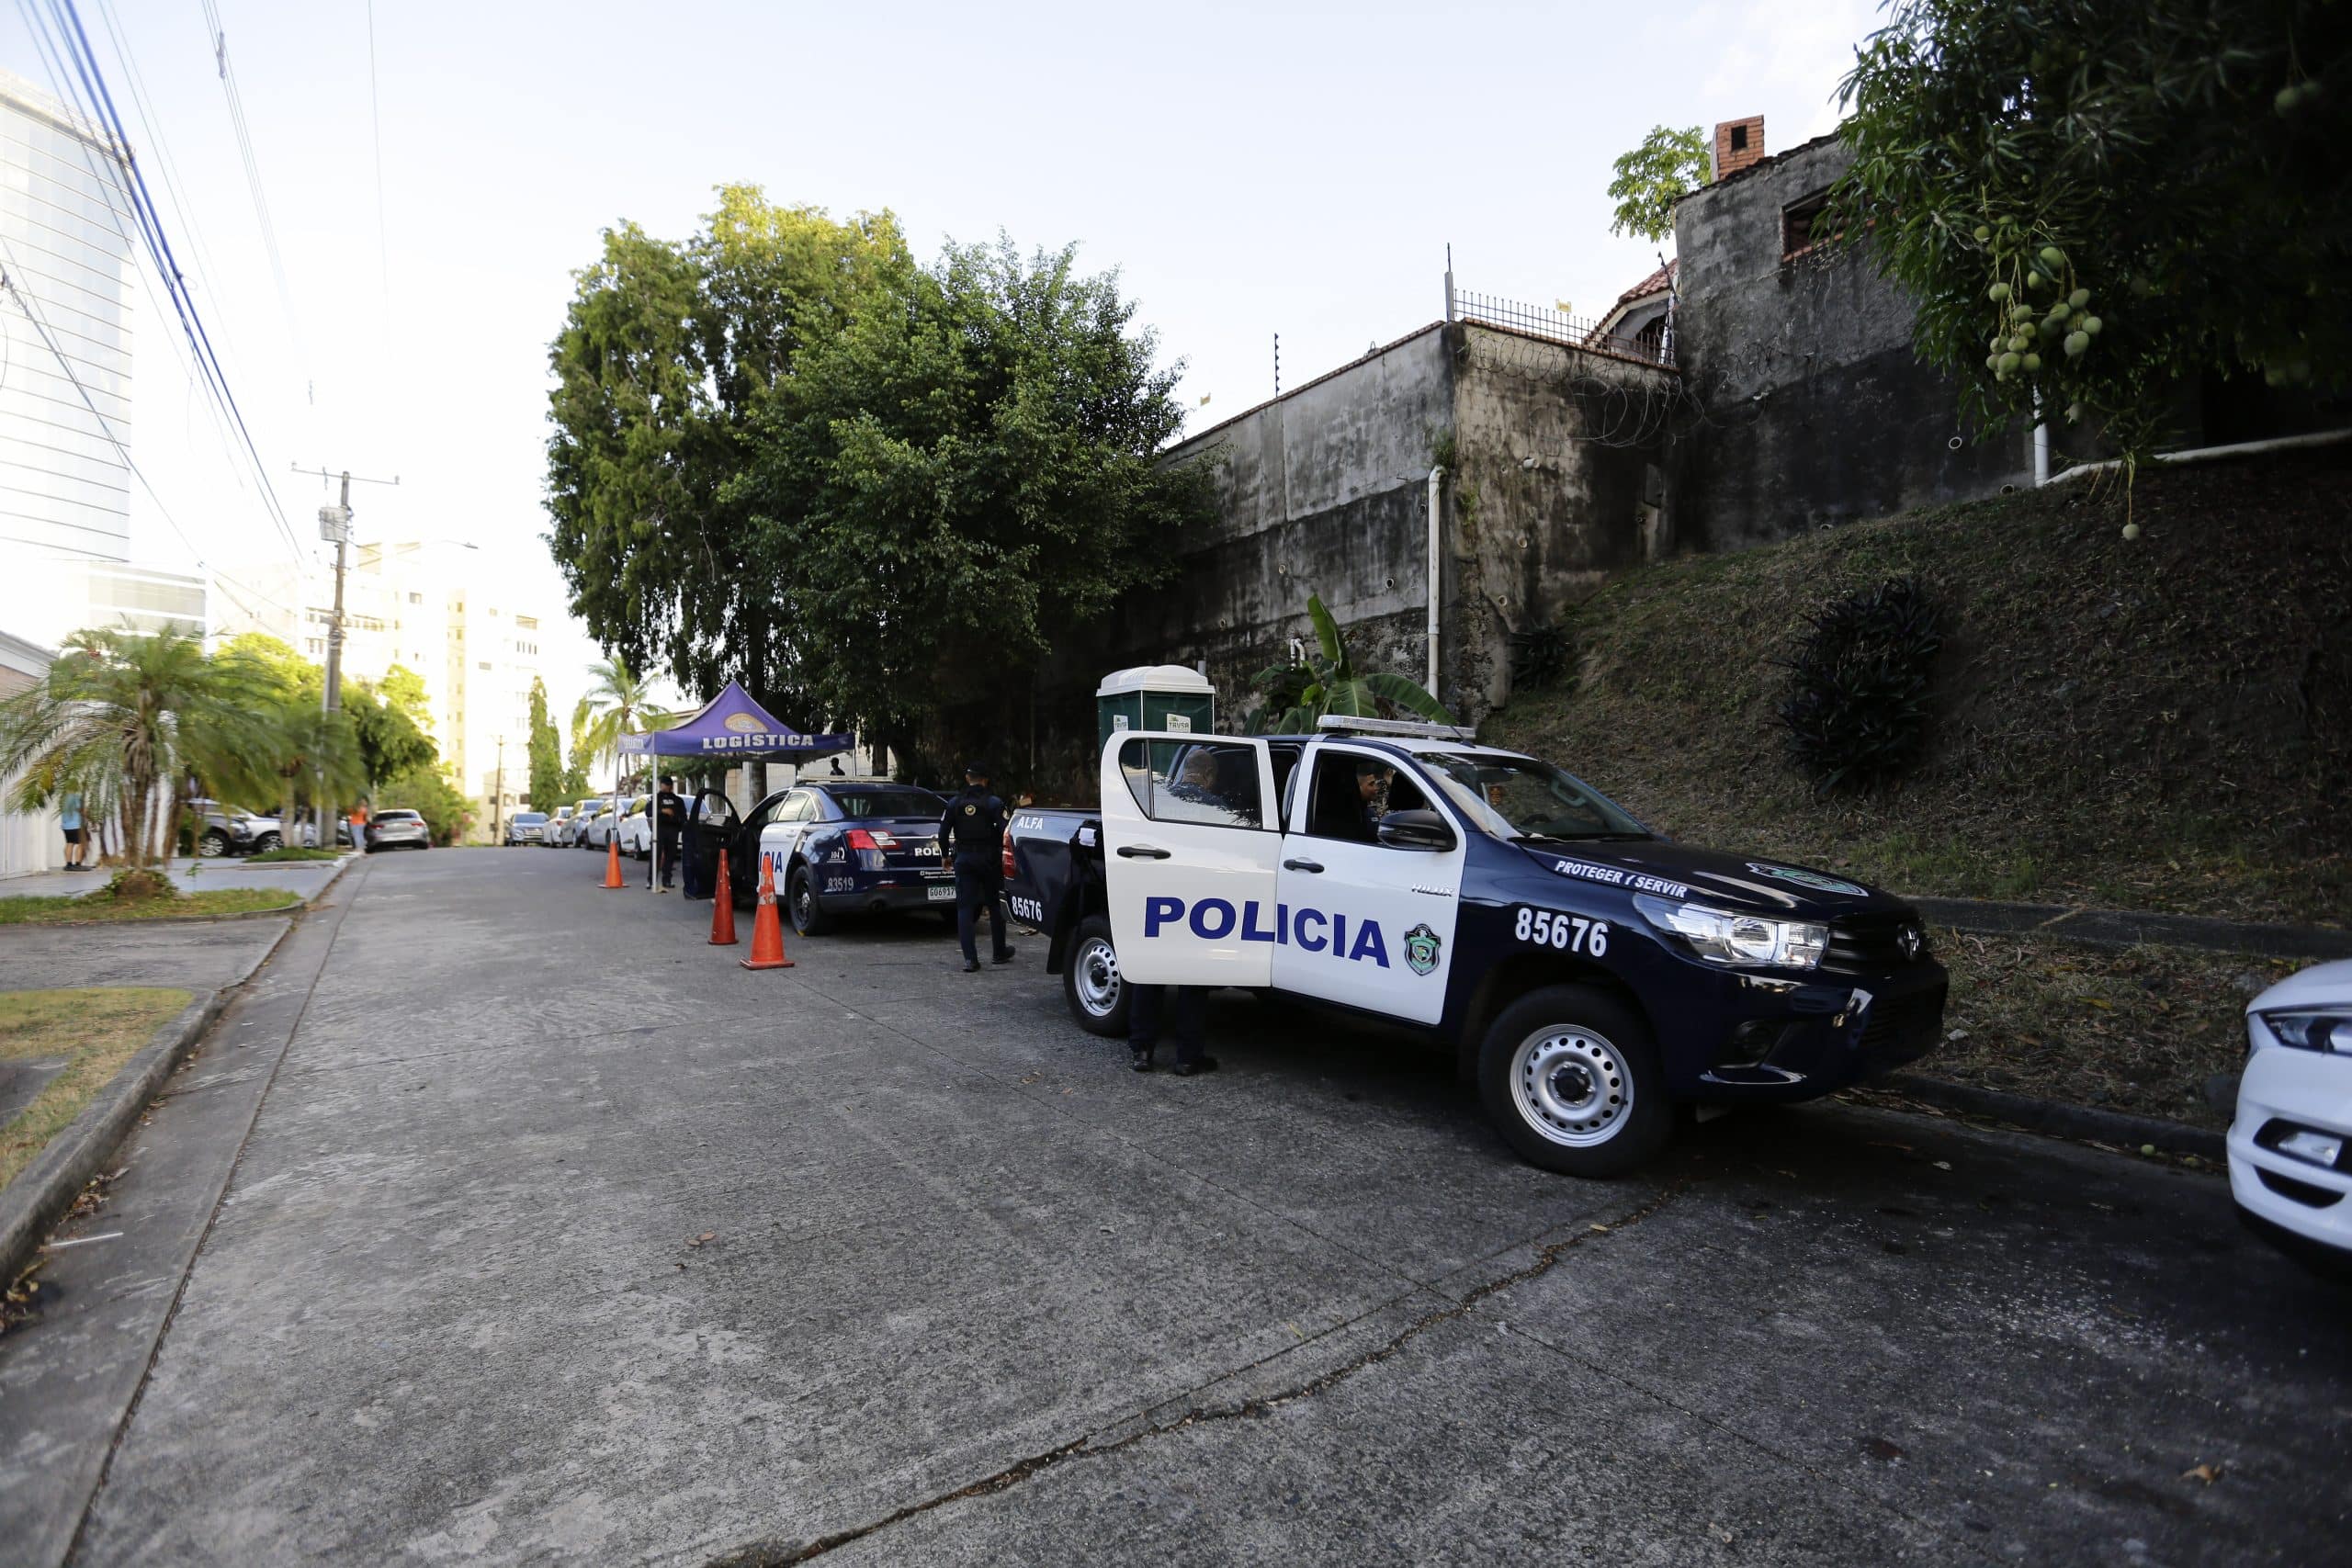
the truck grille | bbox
[1823,913,1931,975]
[1860,984,1947,1056]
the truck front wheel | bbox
[1063,914,1129,1038]
[1478,986,1670,1178]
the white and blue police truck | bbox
[1003,716,1948,1177]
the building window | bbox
[515,615,537,630]
[479,660,492,671]
[408,592,423,604]
[1782,190,1833,260]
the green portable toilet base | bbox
[1097,664,1216,753]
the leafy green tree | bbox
[1608,125,1712,243]
[1243,594,1453,733]
[379,763,473,846]
[729,235,1213,764]
[525,677,563,810]
[1827,0,2349,469]
[345,671,436,790]
[261,698,366,842]
[561,695,593,800]
[217,631,314,696]
[544,188,909,714]
[0,627,273,868]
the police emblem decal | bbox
[963,805,976,816]
[1403,923,1442,976]
[1744,862,1869,897]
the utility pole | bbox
[494,735,506,844]
[290,464,401,712]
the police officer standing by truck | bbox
[939,761,1017,973]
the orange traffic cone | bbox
[740,854,793,969]
[708,847,738,946]
[602,831,625,889]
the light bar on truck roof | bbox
[1316,714,1477,742]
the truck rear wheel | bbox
[1477,985,1670,1178]
[1063,914,1129,1038]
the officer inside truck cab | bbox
[1354,760,1394,838]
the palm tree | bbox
[0,627,270,869]
[262,699,368,845]
[1245,594,1454,733]
[576,654,673,791]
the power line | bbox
[191,0,307,381]
[364,0,389,303]
[40,0,304,561]
[12,0,298,560]
[0,244,298,621]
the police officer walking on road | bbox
[939,761,1017,973]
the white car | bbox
[2232,958,2352,1273]
[618,795,653,860]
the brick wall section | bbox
[1713,116,1764,180]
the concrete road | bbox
[9,849,2346,1565]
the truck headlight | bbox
[1634,894,1829,971]
[2254,1011,2352,1054]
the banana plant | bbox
[1245,594,1453,733]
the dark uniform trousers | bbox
[954,852,1013,964]
[1128,984,1206,1066]
[941,785,1013,964]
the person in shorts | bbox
[59,790,85,866]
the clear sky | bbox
[2,0,1884,723]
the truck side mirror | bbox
[1376,809,1454,852]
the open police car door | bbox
[1101,732,1281,987]
[1272,740,1466,1026]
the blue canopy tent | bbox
[613,681,854,896]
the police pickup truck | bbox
[1004,717,1947,1177]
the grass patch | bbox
[0,887,299,925]
[1481,449,2350,925]
[243,847,343,863]
[1923,930,2295,1131]
[1,987,191,1191]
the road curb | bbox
[0,989,227,1286]
[1875,1072,2226,1159]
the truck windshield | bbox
[1414,752,1649,843]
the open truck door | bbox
[1099,732,1281,988]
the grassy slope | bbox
[1,987,191,1190]
[1483,449,2350,926]
[0,887,300,925]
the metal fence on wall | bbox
[1452,287,1674,367]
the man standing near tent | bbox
[653,775,685,892]
[938,761,1015,973]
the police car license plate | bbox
[928,886,956,902]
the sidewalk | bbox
[1912,894,2351,962]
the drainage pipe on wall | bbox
[1426,465,1444,697]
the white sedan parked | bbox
[2233,958,2352,1274]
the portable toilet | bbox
[1097,665,1216,752]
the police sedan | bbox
[726,782,954,936]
